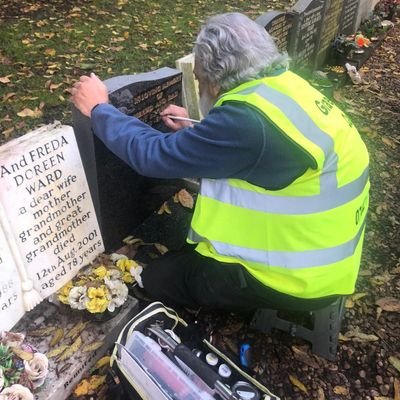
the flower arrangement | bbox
[57,256,142,315]
[0,331,49,400]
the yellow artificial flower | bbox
[86,297,108,313]
[87,286,108,299]
[122,271,134,284]
[116,258,138,272]
[58,282,73,304]
[93,265,108,279]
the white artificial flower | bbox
[24,352,49,388]
[130,264,144,288]
[0,384,34,400]
[110,253,128,263]
[105,279,128,312]
[107,268,122,280]
[67,286,88,310]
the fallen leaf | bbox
[49,82,63,91]
[157,201,172,215]
[154,243,168,255]
[29,326,56,337]
[394,378,400,400]
[317,387,325,400]
[0,75,11,84]
[389,356,400,373]
[66,321,88,339]
[122,236,144,245]
[333,385,349,395]
[91,356,111,372]
[82,341,104,352]
[289,375,308,394]
[44,48,56,57]
[59,336,82,361]
[50,328,64,347]
[17,107,43,118]
[291,345,320,368]
[177,189,194,209]
[47,345,68,358]
[74,379,91,397]
[376,297,400,312]
[10,347,34,361]
[382,136,396,148]
[343,328,379,342]
[3,92,15,101]
[2,127,14,139]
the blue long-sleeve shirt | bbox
[91,102,313,190]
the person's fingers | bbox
[79,75,90,82]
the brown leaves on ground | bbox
[376,297,400,312]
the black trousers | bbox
[141,245,339,313]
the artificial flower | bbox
[105,280,128,312]
[23,353,48,389]
[86,286,109,313]
[116,258,138,272]
[0,384,34,400]
[130,264,144,288]
[92,265,108,279]
[86,297,108,314]
[0,332,25,348]
[58,282,73,304]
[67,286,88,310]
[107,268,122,280]
[122,272,134,284]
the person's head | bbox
[193,12,288,115]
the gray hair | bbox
[194,13,289,92]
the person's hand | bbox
[160,104,191,131]
[71,73,109,117]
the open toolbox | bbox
[111,302,280,400]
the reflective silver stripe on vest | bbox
[189,222,366,268]
[201,166,368,214]
[233,83,339,191]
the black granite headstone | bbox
[73,67,185,251]
[315,0,345,68]
[339,0,360,35]
[292,0,328,72]
[256,11,296,54]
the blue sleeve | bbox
[91,103,265,179]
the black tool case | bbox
[111,302,279,400]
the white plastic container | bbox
[124,331,214,400]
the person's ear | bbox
[209,83,221,98]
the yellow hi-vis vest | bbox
[187,71,370,299]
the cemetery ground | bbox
[0,1,399,400]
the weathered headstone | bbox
[315,0,345,68]
[292,0,328,72]
[340,0,361,35]
[0,123,104,330]
[256,10,296,54]
[73,67,184,251]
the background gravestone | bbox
[256,11,296,54]
[73,67,185,251]
[340,0,361,35]
[315,0,345,68]
[291,0,328,73]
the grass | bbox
[0,0,294,142]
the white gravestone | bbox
[0,123,104,330]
